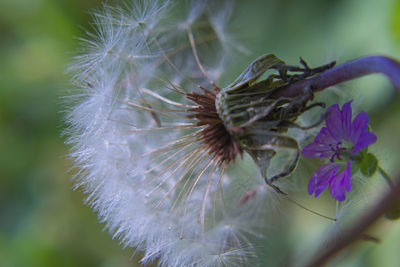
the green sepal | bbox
[359,152,378,177]
[350,162,360,176]
[224,54,284,92]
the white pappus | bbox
[64,0,290,266]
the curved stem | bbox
[270,55,400,266]
[305,174,400,267]
[378,166,394,188]
[271,56,400,98]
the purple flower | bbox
[302,101,377,201]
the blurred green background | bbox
[0,0,136,266]
[0,0,400,266]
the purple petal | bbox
[308,175,318,195]
[353,131,377,153]
[329,162,352,201]
[308,163,330,195]
[308,163,341,197]
[341,101,353,139]
[302,142,332,158]
[350,111,369,144]
[314,167,339,197]
[314,127,337,145]
[329,171,346,201]
[302,127,337,159]
[326,103,340,115]
[326,104,343,141]
[343,162,352,192]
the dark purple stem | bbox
[306,174,400,267]
[271,55,400,98]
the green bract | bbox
[216,54,334,192]
[359,152,378,177]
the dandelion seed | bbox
[65,1,282,266]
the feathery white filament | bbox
[65,1,284,266]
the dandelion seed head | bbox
[65,0,285,266]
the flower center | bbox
[329,142,347,162]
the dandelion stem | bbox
[270,55,400,98]
[378,166,394,188]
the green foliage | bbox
[360,152,378,177]
[0,0,140,266]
